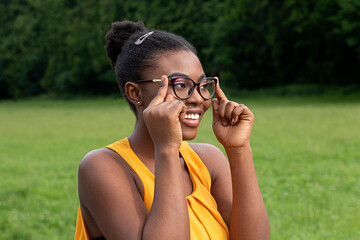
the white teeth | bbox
[185,114,199,120]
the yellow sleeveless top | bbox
[75,138,229,240]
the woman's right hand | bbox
[143,75,187,150]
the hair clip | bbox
[134,31,154,45]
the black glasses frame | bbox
[134,76,218,100]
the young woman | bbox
[75,20,270,240]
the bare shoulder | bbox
[78,148,148,238]
[188,142,230,180]
[78,147,139,196]
[78,147,133,204]
[79,148,123,176]
[188,142,225,158]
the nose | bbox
[186,85,203,105]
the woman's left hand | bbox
[212,81,255,149]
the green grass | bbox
[0,96,359,239]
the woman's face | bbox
[140,50,212,140]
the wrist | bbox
[223,141,251,151]
[155,146,180,159]
[224,143,252,155]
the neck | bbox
[128,119,156,160]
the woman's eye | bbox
[172,77,189,90]
[174,82,187,89]
[200,83,209,89]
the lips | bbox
[181,109,202,128]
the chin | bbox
[181,127,198,141]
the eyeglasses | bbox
[134,76,217,100]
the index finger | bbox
[214,77,228,101]
[148,75,169,106]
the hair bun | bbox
[105,20,147,68]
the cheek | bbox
[141,87,158,107]
[204,99,211,112]
[143,86,175,105]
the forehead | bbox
[150,50,204,79]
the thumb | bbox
[212,98,221,124]
[148,75,169,107]
[212,98,219,116]
[179,103,187,121]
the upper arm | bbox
[189,143,232,227]
[78,148,148,239]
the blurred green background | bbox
[0,0,359,99]
[1,0,360,239]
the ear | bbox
[125,82,143,106]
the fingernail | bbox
[221,120,228,126]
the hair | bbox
[105,20,197,115]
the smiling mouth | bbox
[184,113,200,120]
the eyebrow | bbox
[168,72,206,81]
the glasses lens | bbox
[199,77,216,99]
[172,77,193,99]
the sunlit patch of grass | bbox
[0,96,359,239]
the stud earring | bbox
[137,101,141,105]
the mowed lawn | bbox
[0,96,359,239]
